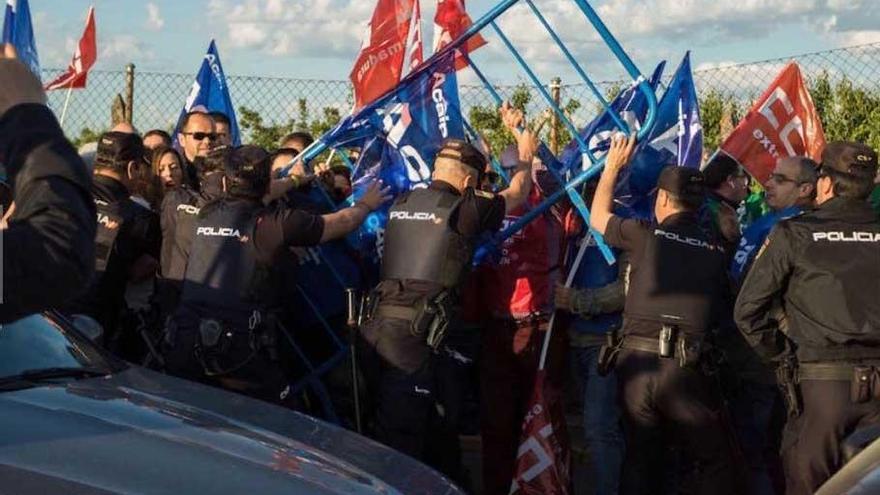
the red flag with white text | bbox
[45,6,96,91]
[719,62,826,184]
[349,0,417,110]
[433,0,486,71]
[509,370,571,495]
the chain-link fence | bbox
[46,41,880,149]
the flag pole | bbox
[59,83,74,127]
[539,231,592,371]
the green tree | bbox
[237,106,296,150]
[70,127,104,149]
[699,90,741,152]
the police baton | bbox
[345,288,364,434]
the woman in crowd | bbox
[151,145,184,197]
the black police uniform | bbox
[166,189,325,406]
[359,179,505,482]
[736,192,880,494]
[602,171,742,495]
[0,104,96,323]
[80,174,160,352]
[158,173,224,316]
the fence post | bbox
[550,77,562,154]
[125,63,135,124]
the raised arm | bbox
[319,180,390,242]
[497,102,538,214]
[590,133,636,235]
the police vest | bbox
[179,199,267,326]
[94,198,128,274]
[167,196,205,283]
[482,190,562,318]
[624,216,727,334]
[569,234,623,334]
[381,187,470,288]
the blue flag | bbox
[2,0,40,79]
[175,40,240,146]
[622,52,703,217]
[323,51,465,259]
[551,61,666,175]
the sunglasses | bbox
[182,132,217,142]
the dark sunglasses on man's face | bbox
[183,132,217,142]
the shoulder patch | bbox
[473,189,494,199]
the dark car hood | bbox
[0,367,461,495]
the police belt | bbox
[620,335,664,354]
[376,305,420,322]
[798,362,880,381]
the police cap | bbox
[94,131,145,170]
[657,165,705,198]
[821,141,879,179]
[219,145,271,198]
[435,138,487,175]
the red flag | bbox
[45,6,96,91]
[432,0,486,71]
[349,0,417,110]
[719,62,826,184]
[406,0,423,71]
[509,370,571,495]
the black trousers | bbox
[615,349,744,495]
[358,316,465,486]
[782,379,880,495]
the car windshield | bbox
[0,313,118,380]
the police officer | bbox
[165,145,389,406]
[157,140,226,318]
[358,103,537,483]
[590,134,741,495]
[0,43,96,322]
[722,156,818,495]
[68,131,161,355]
[735,142,880,495]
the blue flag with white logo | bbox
[550,61,666,175]
[174,40,240,146]
[622,52,703,217]
[323,50,465,259]
[2,0,40,79]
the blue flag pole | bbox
[467,42,616,263]
[522,0,627,134]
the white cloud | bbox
[207,0,374,59]
[99,35,157,69]
[145,3,165,31]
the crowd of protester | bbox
[3,44,880,495]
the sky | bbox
[29,0,880,84]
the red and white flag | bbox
[719,62,826,184]
[349,0,417,110]
[405,0,423,71]
[45,6,96,91]
[509,370,572,495]
[432,0,486,71]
